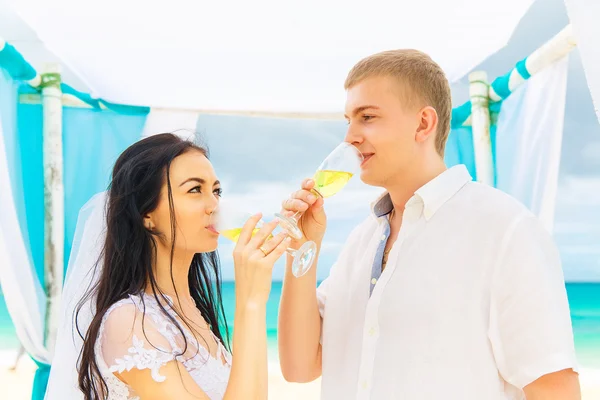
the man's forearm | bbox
[277,243,323,382]
[523,368,581,400]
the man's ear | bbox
[415,106,438,145]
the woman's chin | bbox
[198,238,219,254]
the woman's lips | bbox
[206,225,219,235]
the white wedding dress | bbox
[44,192,232,400]
[96,293,231,400]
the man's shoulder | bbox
[459,181,534,220]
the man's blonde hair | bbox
[344,49,452,156]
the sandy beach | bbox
[1,348,599,399]
[0,349,322,400]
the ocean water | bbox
[565,283,600,367]
[0,292,20,349]
[1,282,599,368]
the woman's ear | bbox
[143,214,154,231]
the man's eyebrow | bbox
[344,105,380,119]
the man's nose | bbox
[344,122,363,146]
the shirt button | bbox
[380,234,386,241]
[369,327,376,336]
[371,278,377,285]
[362,381,369,389]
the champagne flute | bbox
[211,199,317,278]
[274,142,364,241]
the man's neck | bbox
[385,158,447,215]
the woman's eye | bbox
[189,186,201,194]
[214,188,223,197]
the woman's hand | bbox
[232,213,290,307]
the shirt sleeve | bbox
[317,267,334,320]
[99,302,177,383]
[489,213,579,389]
[316,262,338,345]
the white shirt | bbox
[316,164,578,400]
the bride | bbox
[45,133,289,400]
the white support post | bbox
[525,24,576,77]
[469,71,494,186]
[41,63,64,357]
[488,25,576,103]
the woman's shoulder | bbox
[99,294,141,329]
[98,295,145,356]
[98,294,178,372]
[101,296,138,327]
[100,293,174,335]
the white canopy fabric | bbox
[8,0,534,112]
[564,0,600,123]
[0,111,50,367]
[496,56,569,234]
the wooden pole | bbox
[488,25,576,103]
[41,63,64,356]
[469,71,494,186]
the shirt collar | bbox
[372,191,394,218]
[371,164,472,220]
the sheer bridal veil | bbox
[45,192,108,399]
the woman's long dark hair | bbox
[76,133,229,399]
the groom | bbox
[277,49,581,399]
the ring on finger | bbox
[259,246,269,257]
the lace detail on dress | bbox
[95,293,231,399]
[108,335,174,382]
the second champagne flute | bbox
[211,199,317,278]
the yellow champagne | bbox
[312,170,353,198]
[221,227,273,243]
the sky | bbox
[200,0,600,282]
[0,0,596,282]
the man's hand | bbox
[280,178,327,244]
[523,368,581,399]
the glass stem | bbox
[290,211,302,222]
[286,189,321,224]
